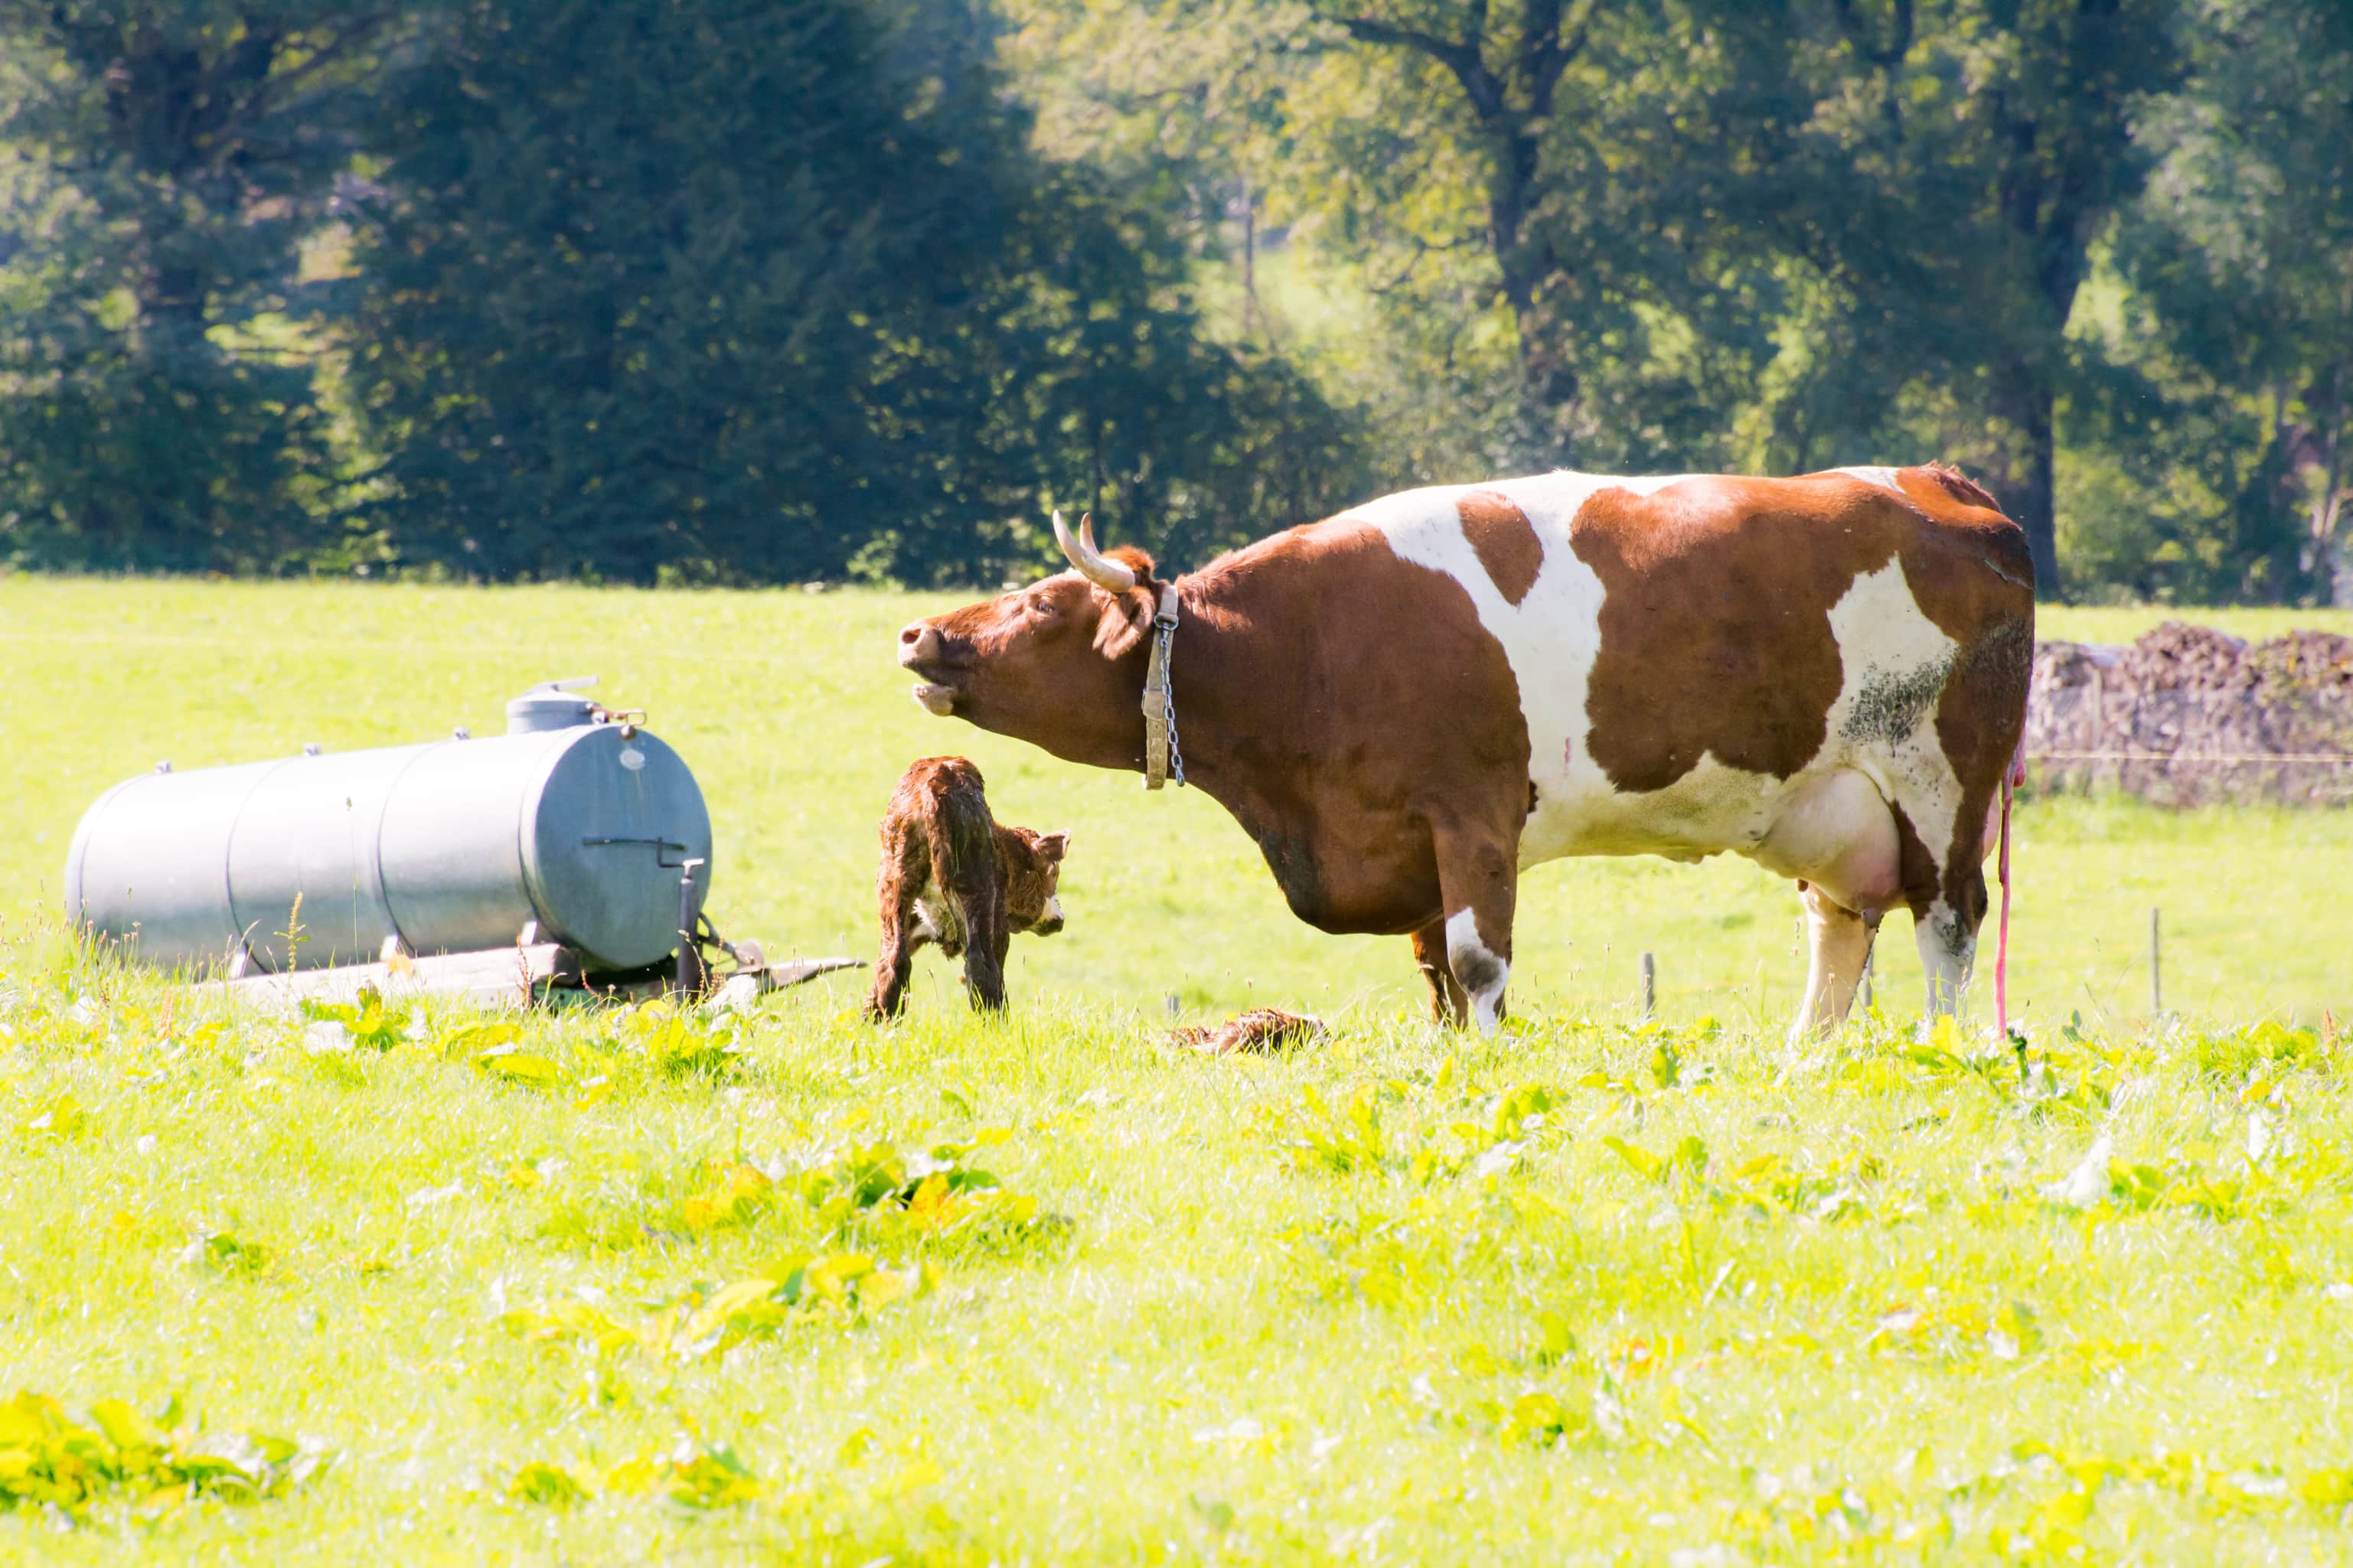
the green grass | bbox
[0,578,2349,1561]
[5,580,2346,1025]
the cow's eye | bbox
[1026,595,1057,620]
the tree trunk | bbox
[1336,8,1588,460]
[1990,357,2060,598]
[2313,357,2347,605]
[1485,126,1582,459]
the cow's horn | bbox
[1053,509,1136,592]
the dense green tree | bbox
[340,0,1359,584]
[2103,0,2353,602]
[1006,0,2193,595]
[1780,0,2186,594]
[0,0,2342,600]
[1008,0,1815,476]
[0,5,402,569]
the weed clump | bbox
[0,1392,325,1520]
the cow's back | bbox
[1343,467,2032,866]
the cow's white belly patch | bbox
[1358,473,1965,895]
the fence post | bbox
[2149,908,2162,1016]
[2087,667,2104,794]
[1640,952,1656,1022]
[1857,947,1874,1012]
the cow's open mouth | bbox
[899,637,964,716]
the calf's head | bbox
[899,513,1160,771]
[996,826,1070,936]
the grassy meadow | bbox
[0,578,2348,1561]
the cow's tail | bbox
[1993,743,2025,1040]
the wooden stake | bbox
[1640,951,1656,1022]
[1857,947,1874,1012]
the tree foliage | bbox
[335,0,1359,584]
[0,0,2345,598]
[0,4,400,570]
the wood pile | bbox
[2026,622,2353,806]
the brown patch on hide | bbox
[1571,477,1891,793]
[1457,490,1544,607]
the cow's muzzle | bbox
[899,622,958,716]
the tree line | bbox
[0,0,2345,600]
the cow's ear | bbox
[1034,830,1069,861]
[1092,583,1154,658]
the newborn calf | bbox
[1171,1008,1327,1057]
[866,756,1068,1019]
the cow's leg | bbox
[1791,881,1877,1043]
[1754,769,1904,1043]
[1408,918,1468,1025]
[1914,865,1988,1022]
[1431,822,1518,1035]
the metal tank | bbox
[64,679,713,975]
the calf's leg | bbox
[866,895,924,1020]
[955,881,1010,1012]
[864,823,926,1021]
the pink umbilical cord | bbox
[1994,766,2015,1038]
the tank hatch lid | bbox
[506,676,601,735]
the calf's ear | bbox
[1034,830,1070,860]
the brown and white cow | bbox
[897,466,2033,1037]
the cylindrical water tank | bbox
[63,681,713,974]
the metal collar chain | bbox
[1141,582,1185,790]
[1158,612,1185,787]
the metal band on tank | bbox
[214,756,295,971]
[512,723,584,963]
[368,735,452,963]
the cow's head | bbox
[898,512,1160,770]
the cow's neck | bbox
[1147,571,1317,843]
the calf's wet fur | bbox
[1171,1009,1327,1057]
[865,756,1068,1019]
